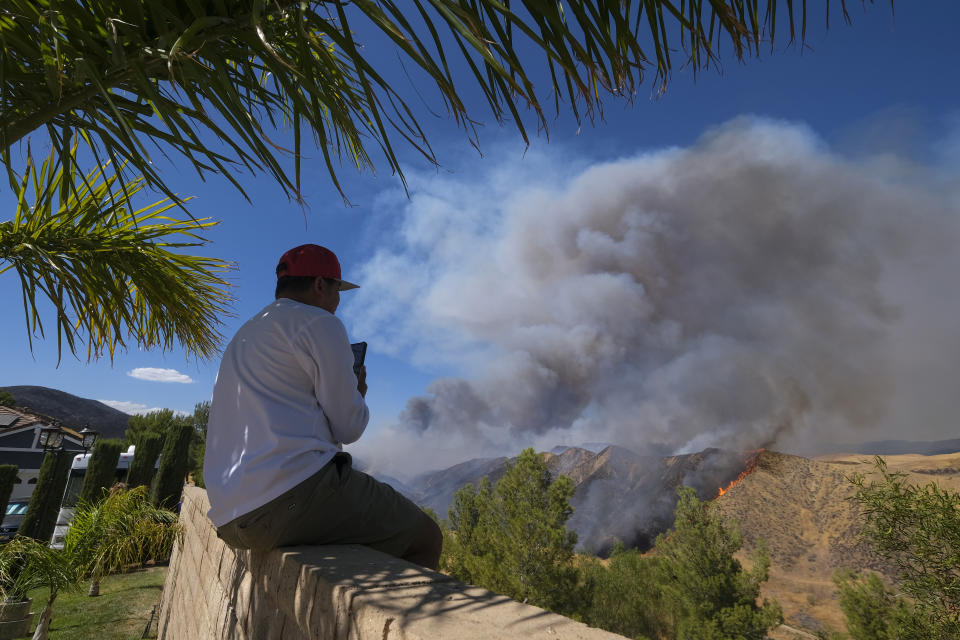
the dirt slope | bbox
[715,449,960,634]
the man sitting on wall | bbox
[204,244,442,569]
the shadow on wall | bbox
[158,487,625,640]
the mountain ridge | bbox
[0,385,130,440]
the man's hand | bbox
[357,365,367,397]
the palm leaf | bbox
[0,145,233,362]
[0,1,874,203]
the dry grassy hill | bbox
[713,449,960,636]
[406,443,960,636]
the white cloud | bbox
[126,367,194,384]
[98,400,166,415]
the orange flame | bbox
[716,449,765,498]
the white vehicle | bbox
[51,445,146,549]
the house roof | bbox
[0,406,41,431]
[61,426,82,440]
[0,406,81,441]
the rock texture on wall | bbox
[159,487,625,640]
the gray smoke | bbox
[347,117,960,479]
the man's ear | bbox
[312,276,325,295]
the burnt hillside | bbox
[412,445,763,553]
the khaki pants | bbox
[216,453,427,559]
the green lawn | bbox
[26,566,167,640]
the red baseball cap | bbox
[275,244,359,290]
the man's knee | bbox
[421,515,442,551]
[405,514,442,569]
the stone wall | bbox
[159,486,626,640]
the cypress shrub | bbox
[126,433,163,490]
[79,439,123,504]
[0,464,18,519]
[150,424,193,508]
[20,449,72,542]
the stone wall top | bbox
[159,486,626,640]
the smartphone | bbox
[350,342,367,376]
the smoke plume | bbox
[347,117,959,479]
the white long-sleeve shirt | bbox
[205,298,369,526]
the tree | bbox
[833,570,911,640]
[125,408,192,445]
[0,1,871,359]
[0,464,19,521]
[125,433,163,491]
[574,490,782,640]
[19,449,72,543]
[65,485,181,597]
[848,457,960,639]
[580,546,669,639]
[0,390,14,407]
[652,487,782,640]
[127,407,206,487]
[150,423,194,508]
[78,439,123,504]
[189,401,209,487]
[444,449,580,613]
[192,401,209,437]
[441,476,493,583]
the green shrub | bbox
[150,424,193,508]
[20,449,72,542]
[577,488,782,640]
[78,439,123,504]
[126,433,162,490]
[0,464,19,519]
[443,449,580,614]
[581,546,668,638]
[651,487,782,640]
[834,569,910,640]
[848,457,960,638]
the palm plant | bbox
[0,488,181,640]
[64,485,181,599]
[0,536,74,603]
[0,146,232,361]
[0,535,77,640]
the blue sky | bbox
[2,4,959,471]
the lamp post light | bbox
[79,426,100,454]
[37,426,65,452]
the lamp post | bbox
[37,426,64,452]
[78,426,100,454]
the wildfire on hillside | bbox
[716,449,765,498]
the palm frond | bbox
[0,1,874,203]
[0,145,233,362]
